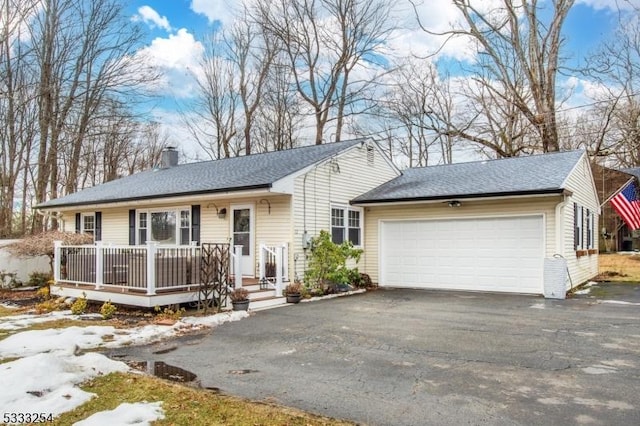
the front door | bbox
[231,204,254,276]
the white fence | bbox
[0,239,50,284]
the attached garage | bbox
[353,150,601,298]
[379,215,544,294]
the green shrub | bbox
[304,230,363,295]
[100,300,117,319]
[71,294,88,315]
[28,271,52,287]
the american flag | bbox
[611,181,640,230]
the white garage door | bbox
[380,216,544,294]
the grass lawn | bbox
[598,253,640,282]
[53,372,353,426]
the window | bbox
[574,203,583,250]
[587,209,595,250]
[138,212,147,245]
[82,214,95,239]
[331,206,362,246]
[137,208,191,245]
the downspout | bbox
[555,194,568,255]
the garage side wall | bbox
[562,156,600,287]
[362,197,560,288]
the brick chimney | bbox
[160,147,178,168]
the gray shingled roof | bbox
[352,150,585,204]
[40,139,364,208]
[622,167,640,181]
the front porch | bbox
[52,241,290,309]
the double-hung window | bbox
[330,205,362,246]
[82,214,95,240]
[137,208,191,245]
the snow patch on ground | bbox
[301,288,366,302]
[530,303,546,309]
[601,300,640,306]
[0,309,249,422]
[0,310,249,358]
[0,351,129,418]
[0,310,101,331]
[74,401,165,426]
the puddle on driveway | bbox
[127,360,197,383]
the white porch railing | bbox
[230,244,243,289]
[53,241,243,295]
[259,243,289,297]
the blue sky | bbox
[122,0,639,158]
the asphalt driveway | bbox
[111,287,640,425]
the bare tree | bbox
[0,0,38,237]
[579,9,640,167]
[28,0,157,232]
[254,0,395,145]
[413,0,574,153]
[185,33,238,160]
[228,8,277,155]
[254,59,305,152]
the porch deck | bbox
[51,279,286,310]
[52,241,289,309]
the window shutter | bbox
[75,213,81,233]
[191,205,201,244]
[129,209,136,245]
[95,212,102,241]
[573,203,578,250]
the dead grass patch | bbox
[52,372,353,426]
[598,253,640,282]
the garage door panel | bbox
[381,216,543,294]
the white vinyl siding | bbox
[562,155,599,286]
[292,143,400,280]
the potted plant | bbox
[229,287,250,311]
[285,282,302,304]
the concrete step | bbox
[249,296,287,310]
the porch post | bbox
[234,245,243,289]
[275,245,283,297]
[259,242,265,280]
[53,241,62,282]
[95,242,103,290]
[281,243,289,283]
[146,241,157,295]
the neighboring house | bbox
[591,164,638,252]
[38,142,599,305]
[37,139,400,307]
[352,150,599,297]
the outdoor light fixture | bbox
[448,200,461,208]
[207,203,227,219]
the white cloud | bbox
[134,29,205,98]
[132,5,171,31]
[577,0,640,10]
[190,0,236,26]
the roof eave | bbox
[37,183,273,210]
[351,188,569,206]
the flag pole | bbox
[600,177,635,208]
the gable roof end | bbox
[352,150,585,204]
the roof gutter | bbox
[351,188,571,206]
[37,184,274,211]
